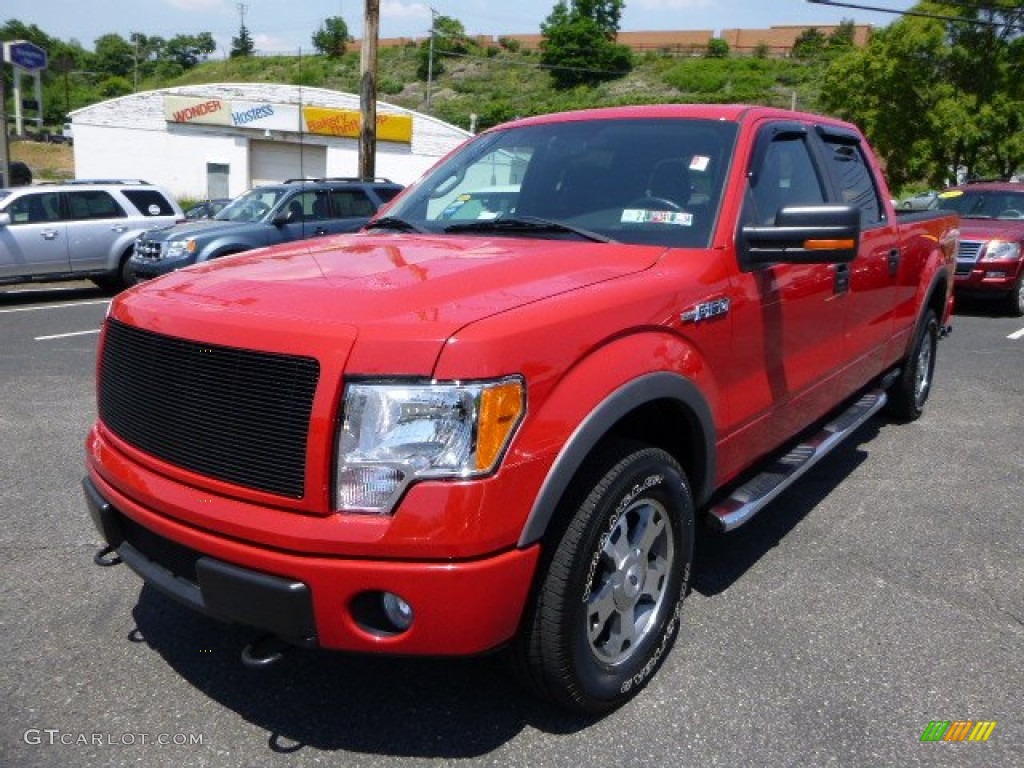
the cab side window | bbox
[821,137,884,227]
[67,190,126,220]
[7,192,62,224]
[742,134,826,226]
[330,189,375,218]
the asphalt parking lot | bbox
[1,282,1021,768]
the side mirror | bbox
[271,210,293,227]
[741,205,860,268]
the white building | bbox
[69,83,472,199]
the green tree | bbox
[705,38,730,58]
[826,19,858,54]
[820,2,1023,187]
[792,27,827,60]
[93,33,134,77]
[417,15,471,80]
[164,33,215,69]
[540,0,632,89]
[312,16,349,57]
[231,23,255,58]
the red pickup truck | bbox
[85,105,958,714]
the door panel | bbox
[0,191,69,277]
[819,135,898,395]
[730,125,844,452]
[66,190,130,272]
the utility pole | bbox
[359,0,379,179]
[426,7,438,112]
[0,67,9,187]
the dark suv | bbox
[130,178,403,280]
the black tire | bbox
[1007,273,1024,317]
[93,250,136,292]
[117,251,137,290]
[512,440,694,714]
[887,308,938,422]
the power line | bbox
[806,0,1024,29]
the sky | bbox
[3,0,920,56]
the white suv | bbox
[0,180,183,290]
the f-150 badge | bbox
[680,297,730,324]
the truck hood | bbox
[113,232,665,374]
[139,218,264,241]
[957,217,1024,242]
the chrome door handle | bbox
[40,229,59,240]
[110,225,129,233]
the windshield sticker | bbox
[621,208,694,227]
[689,155,710,172]
[938,190,963,199]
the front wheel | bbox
[1007,273,1024,317]
[887,308,938,422]
[512,441,694,714]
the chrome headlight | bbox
[335,377,525,514]
[166,238,197,259]
[982,240,1021,261]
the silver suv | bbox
[0,180,183,290]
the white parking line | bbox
[1009,327,1024,340]
[0,300,111,314]
[35,329,102,341]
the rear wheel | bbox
[887,308,938,422]
[512,440,694,714]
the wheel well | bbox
[528,397,710,547]
[926,274,948,323]
[602,398,709,505]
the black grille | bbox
[133,239,163,260]
[99,319,320,498]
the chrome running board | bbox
[708,389,888,532]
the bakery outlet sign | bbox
[163,95,413,143]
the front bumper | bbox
[129,253,194,279]
[84,474,540,655]
[954,264,1020,295]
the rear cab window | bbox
[817,126,885,228]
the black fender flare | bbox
[517,371,715,548]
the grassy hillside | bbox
[10,140,74,181]
[10,47,828,184]
[156,46,828,134]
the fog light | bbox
[382,592,413,631]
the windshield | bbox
[214,188,288,222]
[386,117,738,247]
[935,188,1024,220]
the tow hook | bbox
[93,544,122,567]
[241,634,291,668]
[940,324,953,339]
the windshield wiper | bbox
[364,216,430,234]
[444,215,615,243]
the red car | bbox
[936,181,1024,316]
